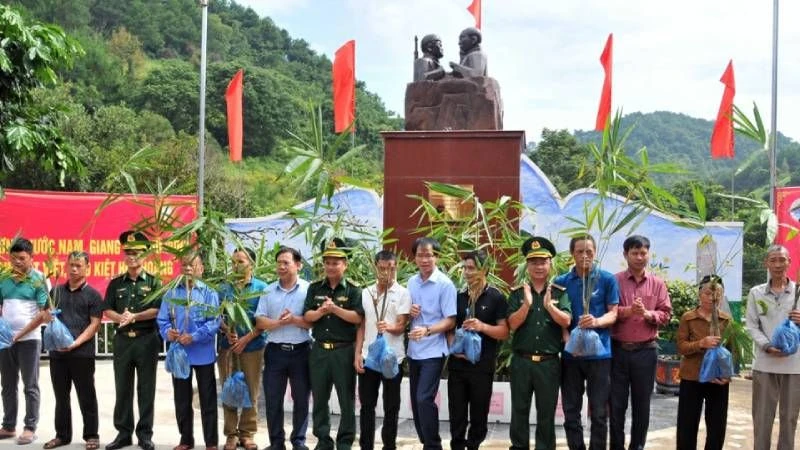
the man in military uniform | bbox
[303,238,363,450]
[102,231,162,450]
[507,237,572,450]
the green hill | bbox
[572,111,800,194]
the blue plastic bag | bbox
[564,327,605,357]
[43,309,75,351]
[450,328,482,364]
[770,318,800,355]
[165,343,191,379]
[699,346,734,383]
[365,334,399,378]
[0,319,12,350]
[380,346,399,379]
[221,371,252,408]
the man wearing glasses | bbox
[102,231,162,450]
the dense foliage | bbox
[6,0,402,215]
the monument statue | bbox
[405,28,501,131]
[413,34,446,82]
[449,27,487,78]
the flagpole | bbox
[768,0,778,210]
[197,0,209,216]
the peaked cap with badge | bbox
[321,237,350,259]
[521,236,557,259]
[119,230,150,251]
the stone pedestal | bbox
[404,77,503,131]
[382,130,524,262]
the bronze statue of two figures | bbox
[406,28,503,131]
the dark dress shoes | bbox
[139,440,155,450]
[105,437,133,450]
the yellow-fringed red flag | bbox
[710,60,735,159]
[225,69,244,162]
[333,40,355,133]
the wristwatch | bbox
[425,326,432,337]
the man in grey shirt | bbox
[746,244,800,450]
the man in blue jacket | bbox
[157,250,220,450]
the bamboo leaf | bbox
[692,184,707,222]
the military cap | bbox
[119,230,150,250]
[521,236,556,259]
[321,237,349,259]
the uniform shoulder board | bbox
[550,283,566,293]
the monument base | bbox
[382,130,524,262]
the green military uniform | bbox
[508,236,571,450]
[103,232,163,445]
[304,276,363,450]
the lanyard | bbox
[371,286,389,328]
[466,283,487,319]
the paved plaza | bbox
[0,361,794,449]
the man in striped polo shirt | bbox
[0,237,50,445]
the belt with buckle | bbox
[318,341,352,350]
[269,342,309,352]
[122,328,155,338]
[613,339,657,351]
[516,351,558,362]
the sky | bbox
[235,0,800,144]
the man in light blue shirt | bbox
[406,237,457,450]
[254,247,311,450]
[156,250,220,450]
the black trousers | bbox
[609,346,656,450]
[172,363,218,447]
[561,358,611,450]
[676,379,728,450]
[50,357,99,442]
[357,367,402,450]
[447,369,494,450]
[263,343,311,448]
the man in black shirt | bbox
[43,251,103,450]
[447,249,509,450]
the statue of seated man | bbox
[449,27,487,78]
[413,34,446,81]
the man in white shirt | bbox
[354,250,411,450]
[746,244,800,450]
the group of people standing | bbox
[0,231,798,450]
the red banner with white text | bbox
[0,189,197,295]
[775,186,800,281]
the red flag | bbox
[595,33,613,131]
[467,0,481,29]
[710,60,736,159]
[225,69,244,162]
[332,40,355,133]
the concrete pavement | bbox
[0,360,792,449]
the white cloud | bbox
[235,0,800,142]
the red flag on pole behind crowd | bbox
[225,69,244,162]
[710,60,736,159]
[595,33,613,131]
[333,40,355,133]
[467,0,482,29]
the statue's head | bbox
[458,27,482,52]
[420,34,443,59]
